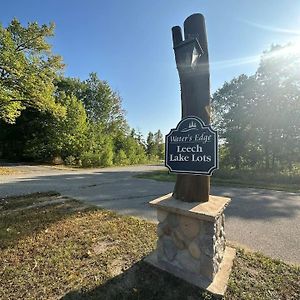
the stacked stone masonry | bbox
[156,208,226,281]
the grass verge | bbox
[0,193,299,299]
[135,170,300,192]
[0,167,19,175]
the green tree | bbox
[254,44,300,170]
[23,94,88,161]
[212,75,255,169]
[81,122,115,167]
[114,149,129,165]
[56,73,127,132]
[130,128,145,148]
[154,130,164,160]
[146,130,164,160]
[146,132,155,157]
[0,19,64,123]
[113,131,146,165]
[0,18,149,168]
[213,43,300,171]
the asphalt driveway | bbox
[1,164,299,264]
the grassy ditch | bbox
[136,169,300,192]
[0,193,299,299]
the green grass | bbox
[0,193,299,299]
[136,170,300,192]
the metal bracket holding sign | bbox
[165,116,218,175]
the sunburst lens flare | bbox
[211,41,300,71]
[240,19,300,36]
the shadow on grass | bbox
[61,260,215,300]
[1,170,300,223]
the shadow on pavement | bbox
[1,170,300,222]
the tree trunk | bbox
[265,145,270,170]
[172,14,210,202]
[272,153,275,171]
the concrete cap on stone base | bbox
[149,193,231,222]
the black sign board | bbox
[165,116,218,175]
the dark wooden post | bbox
[172,14,211,202]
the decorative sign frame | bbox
[165,116,218,175]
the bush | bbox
[80,151,102,168]
[99,142,114,167]
[114,149,129,166]
[148,154,160,163]
[64,155,76,166]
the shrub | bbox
[80,151,102,168]
[64,155,76,166]
[114,149,129,166]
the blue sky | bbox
[1,1,300,137]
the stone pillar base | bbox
[144,193,236,297]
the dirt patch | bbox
[92,240,119,255]
[107,258,126,276]
[0,167,20,175]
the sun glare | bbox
[211,21,300,70]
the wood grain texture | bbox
[172,14,211,202]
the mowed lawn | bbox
[0,193,299,300]
[136,169,300,193]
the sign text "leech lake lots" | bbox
[165,116,218,175]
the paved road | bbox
[1,164,299,265]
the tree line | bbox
[212,44,300,172]
[0,19,164,167]
[1,19,299,172]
